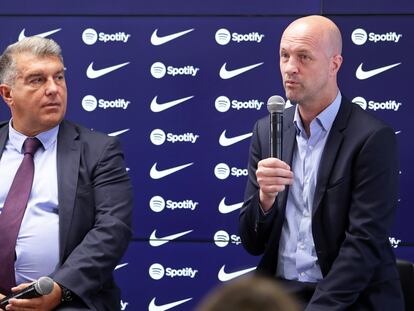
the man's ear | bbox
[0,84,13,107]
[330,54,343,76]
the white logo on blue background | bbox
[351,28,368,45]
[149,196,166,212]
[151,62,167,79]
[215,28,231,45]
[82,95,98,111]
[149,263,165,280]
[214,163,230,180]
[150,129,166,145]
[214,230,230,247]
[352,96,367,110]
[82,28,98,45]
[215,96,231,112]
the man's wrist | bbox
[259,190,277,212]
[56,283,73,302]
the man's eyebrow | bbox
[24,72,44,79]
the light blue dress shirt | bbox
[0,121,60,284]
[276,92,342,282]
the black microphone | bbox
[267,95,286,159]
[0,276,54,309]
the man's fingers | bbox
[7,297,40,310]
[258,157,291,170]
[257,167,293,179]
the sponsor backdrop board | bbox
[0,4,413,311]
[324,0,414,14]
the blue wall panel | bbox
[0,2,413,310]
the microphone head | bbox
[267,95,286,113]
[34,277,54,295]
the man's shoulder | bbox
[342,98,393,133]
[60,120,113,140]
[58,120,117,149]
[0,120,8,129]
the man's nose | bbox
[283,57,299,75]
[45,78,58,95]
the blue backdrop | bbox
[0,1,412,310]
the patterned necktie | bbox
[0,137,41,295]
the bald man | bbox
[240,15,404,310]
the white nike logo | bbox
[115,263,128,270]
[219,130,252,146]
[150,162,193,179]
[151,28,194,46]
[218,265,256,282]
[18,28,61,41]
[218,197,243,214]
[149,229,193,247]
[148,297,192,311]
[150,95,194,112]
[219,62,263,79]
[395,131,401,134]
[355,62,401,80]
[86,61,130,79]
[108,129,130,136]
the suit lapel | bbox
[312,98,351,215]
[0,123,8,157]
[56,120,80,260]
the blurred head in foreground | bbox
[196,276,300,311]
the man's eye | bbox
[280,53,289,60]
[29,77,44,85]
[55,74,65,81]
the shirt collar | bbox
[8,119,60,153]
[293,91,342,135]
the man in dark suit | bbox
[239,15,404,310]
[0,37,132,310]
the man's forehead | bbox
[15,53,63,74]
[280,36,320,52]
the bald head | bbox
[279,15,343,112]
[282,15,342,57]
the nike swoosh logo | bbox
[18,28,62,41]
[149,229,193,247]
[218,197,243,214]
[115,263,128,270]
[395,131,401,134]
[218,265,256,282]
[219,130,252,147]
[149,297,192,311]
[108,129,130,136]
[150,95,194,112]
[151,28,194,46]
[150,162,194,179]
[86,61,130,79]
[355,62,401,80]
[219,62,263,79]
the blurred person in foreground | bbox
[239,15,404,310]
[196,276,300,311]
[0,36,133,310]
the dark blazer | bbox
[0,120,133,310]
[239,98,404,310]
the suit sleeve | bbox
[52,137,133,308]
[307,127,399,310]
[239,120,279,256]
